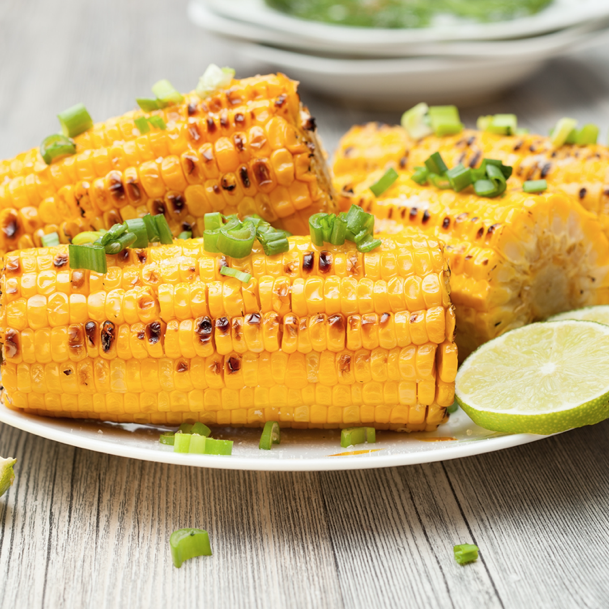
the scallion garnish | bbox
[424,152,448,176]
[550,117,578,148]
[173,432,191,453]
[401,102,433,140]
[204,212,223,231]
[220,267,252,283]
[216,221,256,258]
[147,115,167,131]
[154,214,174,244]
[40,134,76,165]
[259,421,281,451]
[134,116,151,134]
[136,98,162,112]
[124,218,149,248]
[170,529,212,569]
[575,124,599,145]
[357,235,382,253]
[58,103,93,138]
[204,229,220,253]
[429,173,451,190]
[105,231,136,254]
[447,402,459,414]
[68,243,107,273]
[369,167,398,197]
[204,438,233,455]
[72,231,103,245]
[160,432,175,446]
[340,427,376,449]
[196,64,235,99]
[100,222,127,246]
[178,231,192,240]
[477,113,517,135]
[261,236,290,256]
[523,179,547,193]
[179,423,194,434]
[473,179,497,197]
[484,163,508,197]
[446,164,472,192]
[41,232,60,247]
[428,105,463,136]
[151,79,184,106]
[142,213,160,242]
[188,434,207,454]
[453,543,479,566]
[191,422,211,437]
[411,166,430,185]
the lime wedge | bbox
[0,457,16,498]
[548,305,609,326]
[455,321,609,435]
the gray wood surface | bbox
[2,0,609,607]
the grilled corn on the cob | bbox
[0,74,336,254]
[0,236,457,431]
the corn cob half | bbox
[337,173,609,358]
[0,74,336,254]
[0,236,457,431]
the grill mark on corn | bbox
[118,249,129,262]
[476,227,484,239]
[146,321,162,345]
[53,252,69,268]
[152,199,166,215]
[319,251,332,274]
[188,123,201,142]
[169,193,186,214]
[108,171,126,201]
[5,257,20,274]
[540,162,552,178]
[339,354,351,374]
[227,356,241,373]
[303,116,316,131]
[220,111,229,129]
[246,312,261,326]
[468,150,481,168]
[232,318,243,343]
[275,94,287,107]
[195,316,213,347]
[579,187,587,199]
[422,210,431,224]
[239,166,250,188]
[410,207,418,220]
[328,314,344,334]
[206,117,217,134]
[4,329,19,358]
[252,160,272,188]
[234,134,245,152]
[100,321,115,353]
[71,270,85,289]
[302,252,314,273]
[234,113,245,127]
[85,322,97,347]
[221,175,237,191]
[176,361,188,373]
[285,315,298,338]
[187,102,198,116]
[442,217,450,229]
[183,153,198,175]
[135,250,147,264]
[2,215,19,239]
[215,317,230,336]
[126,175,142,200]
[380,313,390,327]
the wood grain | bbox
[3,0,609,607]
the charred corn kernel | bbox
[3,236,456,431]
[0,75,336,255]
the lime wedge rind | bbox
[548,305,609,325]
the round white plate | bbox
[0,400,548,471]
[200,0,609,49]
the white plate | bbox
[201,0,609,49]
[189,1,609,58]
[0,400,548,472]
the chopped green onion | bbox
[178,231,192,240]
[401,102,433,140]
[220,267,252,283]
[160,432,175,446]
[345,205,371,235]
[309,213,327,246]
[40,134,76,165]
[357,235,382,253]
[204,229,220,253]
[478,114,517,135]
[124,218,149,248]
[446,164,472,192]
[196,64,235,99]
[482,158,512,180]
[243,214,264,228]
[476,115,492,131]
[369,167,399,197]
[330,215,347,245]
[204,212,223,231]
[411,166,430,185]
[191,422,211,437]
[428,105,463,136]
[58,103,93,138]
[173,432,191,453]
[170,528,212,568]
[485,164,507,197]
[72,231,102,245]
[188,434,207,454]
[550,117,578,148]
[447,402,459,414]
[101,222,127,246]
[575,124,599,145]
[136,98,162,112]
[424,152,448,176]
[217,221,256,258]
[515,128,529,135]
[154,214,174,244]
[261,237,290,257]
[259,421,280,450]
[151,79,184,106]
[68,243,107,273]
[41,232,60,247]
[523,179,547,193]
[142,213,160,242]
[0,457,17,499]
[453,543,479,565]
[429,173,451,190]
[179,423,194,434]
[340,427,376,448]
[134,116,150,134]
[147,115,166,131]
[204,438,233,455]
[473,179,497,197]
[104,231,136,254]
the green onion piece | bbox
[259,421,281,450]
[515,128,529,135]
[142,213,160,242]
[411,166,430,185]
[136,98,161,112]
[154,214,174,244]
[204,438,233,456]
[151,79,184,105]
[523,179,547,193]
[188,434,207,454]
[134,116,150,134]
[446,164,472,192]
[473,179,498,197]
[447,402,458,414]
[485,164,507,197]
[40,134,76,165]
[160,432,175,446]
[72,231,102,245]
[220,266,252,283]
[340,427,376,448]
[309,213,327,246]
[481,158,512,179]
[0,457,17,499]
[369,168,398,197]
[217,221,256,258]
[424,152,448,176]
[68,243,107,273]
[204,212,223,231]
[482,114,518,135]
[41,232,60,247]
[429,173,451,190]
[178,231,192,240]
[454,543,479,565]
[57,103,93,138]
[147,115,167,131]
[357,235,382,253]
[204,229,220,253]
[196,64,235,99]
[330,215,347,245]
[179,423,194,434]
[550,117,578,148]
[575,124,599,145]
[191,422,211,437]
[428,105,463,136]
[170,528,212,568]
[243,214,264,228]
[124,218,149,248]
[261,237,290,257]
[476,115,492,131]
[401,102,433,140]
[345,205,371,236]
[173,432,191,453]
[105,232,136,254]
[101,222,127,246]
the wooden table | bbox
[2,1,609,606]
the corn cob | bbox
[0,74,336,254]
[337,173,609,358]
[0,235,457,431]
[334,123,609,237]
